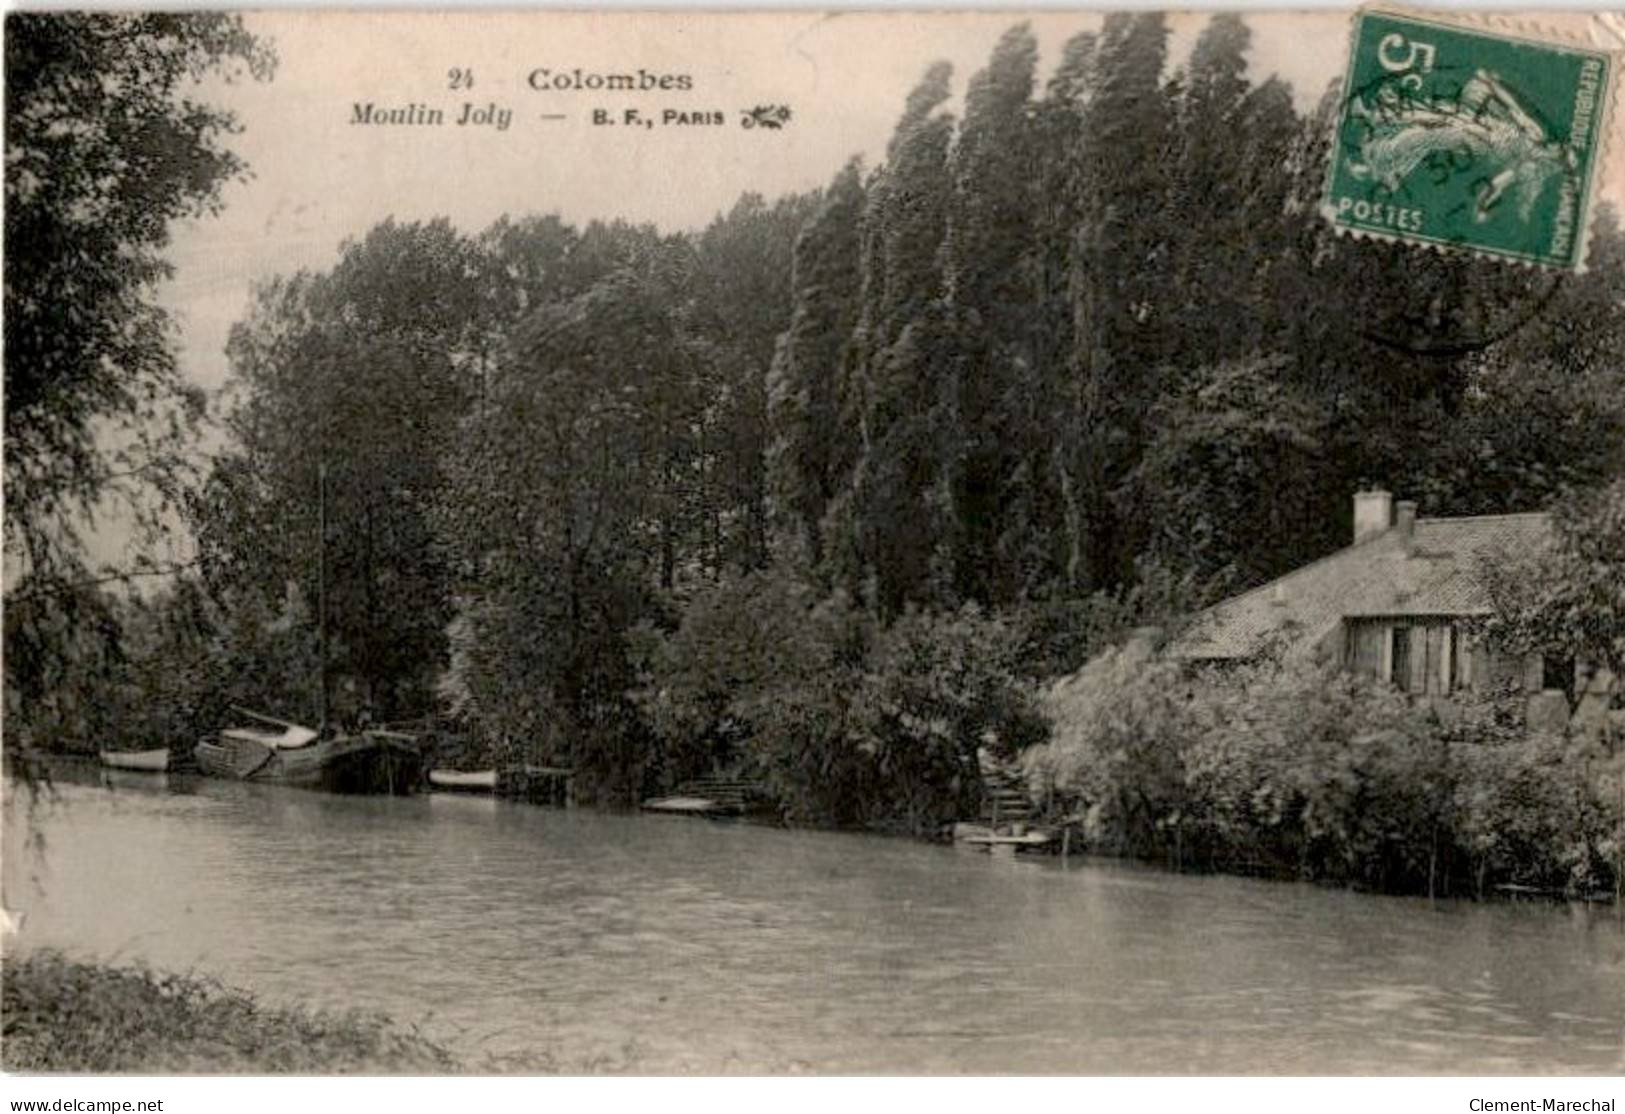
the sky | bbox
[159,8,1625,394]
[158,10,1361,396]
[89,9,1625,568]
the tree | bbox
[839,61,958,615]
[637,567,1046,834]
[202,219,485,721]
[767,160,865,566]
[634,566,870,805]
[1165,19,1302,367]
[942,24,1042,605]
[4,14,273,753]
[1121,355,1335,587]
[436,252,706,799]
[1480,477,1625,680]
[1063,12,1174,594]
[691,191,820,573]
[1399,209,1625,518]
[852,605,1048,834]
[1029,30,1099,598]
[4,14,274,588]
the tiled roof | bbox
[1171,512,1553,661]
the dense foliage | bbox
[1023,650,1624,898]
[636,567,1045,833]
[4,15,274,586]
[4,14,275,751]
[1478,477,1625,678]
[199,219,486,723]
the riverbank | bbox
[2,951,459,1073]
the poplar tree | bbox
[1033,30,1099,597]
[942,24,1041,605]
[1064,12,1173,591]
[767,160,865,566]
[842,62,957,615]
[693,191,819,573]
[1167,15,1263,367]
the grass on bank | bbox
[2,951,460,1073]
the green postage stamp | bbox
[1325,9,1616,269]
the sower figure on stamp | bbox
[1349,68,1574,224]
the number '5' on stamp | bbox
[1324,9,1617,270]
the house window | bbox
[1432,625,1456,695]
[1543,654,1576,704]
[1348,620,1466,695]
[1386,622,1460,695]
[1345,620,1387,680]
[1390,625,1412,691]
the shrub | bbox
[1024,650,1623,897]
[638,565,1046,834]
[2,951,457,1073]
[1022,641,1200,858]
[850,605,1048,833]
[1454,732,1624,897]
[634,568,872,819]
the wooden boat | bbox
[640,776,765,818]
[427,768,498,792]
[641,794,734,816]
[98,748,170,773]
[195,714,423,795]
[959,830,1055,847]
[952,822,1056,848]
[186,471,422,796]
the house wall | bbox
[1342,618,1528,697]
[1338,617,1625,738]
[1571,665,1622,739]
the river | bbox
[5,768,1622,1074]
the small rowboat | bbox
[953,821,1055,848]
[959,830,1054,847]
[98,748,170,773]
[640,776,760,818]
[427,768,498,792]
[641,795,734,816]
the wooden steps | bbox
[979,760,1033,828]
[954,753,1061,852]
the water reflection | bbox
[5,768,1622,1074]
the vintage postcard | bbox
[4,7,1625,1093]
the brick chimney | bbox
[1354,489,1393,544]
[1395,500,1417,551]
[1394,500,1417,535]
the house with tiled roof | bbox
[1172,491,1581,712]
